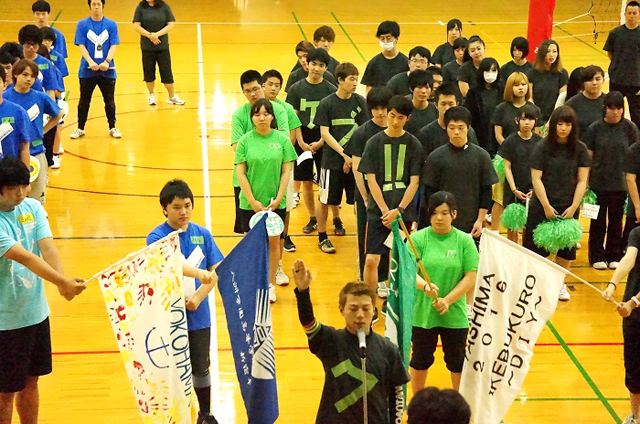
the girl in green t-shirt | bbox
[408,191,479,395]
[235,99,298,302]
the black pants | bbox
[588,190,626,264]
[355,193,389,282]
[78,77,116,130]
[610,82,640,129]
[43,126,56,166]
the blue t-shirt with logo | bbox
[146,222,224,331]
[0,99,35,158]
[2,88,60,155]
[75,17,120,79]
[51,27,68,58]
[0,198,53,330]
[33,54,59,92]
[49,48,69,78]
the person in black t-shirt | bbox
[499,37,532,85]
[405,70,437,136]
[624,137,640,248]
[431,19,462,67]
[493,71,540,145]
[293,260,410,424]
[523,106,590,301]
[407,387,471,424]
[359,96,422,321]
[442,37,467,85]
[565,65,605,137]
[603,224,640,424]
[464,57,501,156]
[585,91,640,270]
[285,40,338,92]
[386,45,430,97]
[361,21,409,94]
[426,66,444,103]
[289,26,340,75]
[457,35,485,98]
[527,39,569,123]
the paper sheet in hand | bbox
[183,246,205,299]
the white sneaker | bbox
[269,284,277,303]
[292,192,300,208]
[70,128,85,139]
[576,242,582,249]
[377,281,389,299]
[559,284,571,301]
[623,414,638,424]
[609,261,620,270]
[51,155,61,169]
[56,144,64,155]
[593,261,608,270]
[109,128,122,139]
[168,95,185,105]
[275,265,289,286]
[148,93,157,105]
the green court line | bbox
[291,12,307,40]
[555,25,608,57]
[330,12,366,62]
[546,321,621,423]
[50,10,62,27]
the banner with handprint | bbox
[98,230,197,423]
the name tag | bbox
[190,236,204,244]
[1,117,15,124]
[269,143,280,149]
[18,213,34,224]
[0,122,13,145]
[27,104,40,122]
[581,204,600,220]
[38,63,49,70]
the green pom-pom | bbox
[533,218,583,253]
[492,154,505,183]
[581,188,597,206]
[501,203,527,231]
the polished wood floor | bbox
[0,0,631,422]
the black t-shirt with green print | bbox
[286,78,337,143]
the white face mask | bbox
[484,71,498,83]
[380,40,395,51]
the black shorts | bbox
[410,326,468,373]
[623,318,640,394]
[237,207,286,237]
[0,318,52,393]
[318,167,355,206]
[294,145,323,181]
[234,186,243,234]
[142,49,174,84]
[365,217,391,255]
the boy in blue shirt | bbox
[70,0,121,139]
[3,59,62,205]
[0,66,34,167]
[147,179,223,424]
[32,0,68,58]
[0,156,85,424]
[18,25,58,100]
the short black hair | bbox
[388,95,413,117]
[262,69,283,86]
[434,82,461,104]
[334,62,359,82]
[0,66,6,83]
[426,65,443,77]
[444,105,472,127]
[366,86,393,111]
[409,46,431,62]
[306,48,330,67]
[426,191,458,217]
[516,102,541,124]
[18,25,43,46]
[407,387,471,424]
[39,26,56,43]
[295,40,314,55]
[0,52,15,67]
[250,98,279,130]
[408,69,433,91]
[604,90,625,109]
[313,25,336,43]
[159,179,194,209]
[446,19,463,33]
[376,20,400,38]
[581,65,604,82]
[88,0,106,6]
[510,36,529,58]
[627,1,640,9]
[32,1,51,13]
[452,37,468,50]
[0,156,30,193]
[0,42,23,60]
[476,57,500,88]
[240,69,262,88]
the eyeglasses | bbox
[410,59,428,65]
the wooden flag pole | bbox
[397,217,437,298]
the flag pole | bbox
[565,269,623,308]
[397,217,437,298]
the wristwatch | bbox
[397,207,405,214]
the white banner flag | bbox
[459,230,569,424]
[98,231,197,423]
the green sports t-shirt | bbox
[273,99,302,132]
[409,227,479,329]
[230,101,290,186]
[234,129,298,210]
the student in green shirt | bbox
[235,99,297,303]
[408,191,479,394]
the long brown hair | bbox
[544,105,579,153]
[533,39,563,73]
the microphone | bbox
[357,328,367,358]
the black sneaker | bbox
[303,217,318,234]
[372,307,379,324]
[197,412,219,424]
[334,218,346,236]
[283,235,296,252]
[318,238,336,253]
[381,300,387,316]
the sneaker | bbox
[168,95,186,105]
[576,242,582,249]
[377,281,389,299]
[313,172,319,185]
[467,304,473,320]
[275,265,289,286]
[372,307,379,324]
[51,154,61,169]
[593,261,608,270]
[559,284,571,301]
[69,128,85,139]
[318,238,336,254]
[109,127,122,138]
[622,414,638,424]
[303,217,318,234]
[334,218,346,236]
[380,300,387,316]
[269,284,277,303]
[197,411,219,424]
[292,192,300,208]
[283,235,296,252]
[56,144,64,155]
[609,261,620,270]
[148,93,157,105]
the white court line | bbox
[197,21,221,413]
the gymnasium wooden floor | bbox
[0,0,632,422]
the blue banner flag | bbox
[216,216,278,424]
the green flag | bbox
[385,219,416,372]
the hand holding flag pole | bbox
[396,217,438,299]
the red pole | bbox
[526,0,556,61]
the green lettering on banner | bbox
[299,98,320,129]
[38,63,49,70]
[1,117,15,124]
[190,236,204,244]
[338,123,358,146]
[331,359,379,413]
